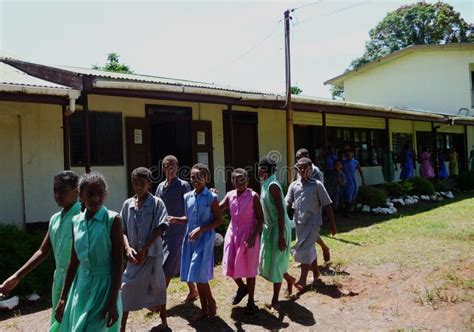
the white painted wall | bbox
[344,48,474,115]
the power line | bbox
[293,1,371,27]
[291,0,324,12]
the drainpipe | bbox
[62,104,71,170]
[83,93,91,173]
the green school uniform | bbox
[258,174,292,283]
[48,201,81,328]
[54,206,123,332]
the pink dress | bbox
[420,151,435,179]
[222,188,260,279]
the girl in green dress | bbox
[257,157,296,310]
[54,172,124,332]
[0,171,80,331]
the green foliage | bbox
[410,176,436,196]
[92,52,133,74]
[382,180,413,197]
[349,2,472,71]
[330,85,345,100]
[290,86,303,95]
[456,170,474,190]
[0,225,54,297]
[215,211,230,236]
[434,179,455,192]
[357,186,388,208]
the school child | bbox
[155,155,197,302]
[219,168,264,314]
[325,159,346,211]
[400,143,415,180]
[120,167,169,331]
[295,149,331,262]
[419,147,435,179]
[258,157,296,309]
[343,149,366,216]
[54,172,124,332]
[286,158,337,290]
[438,153,449,179]
[449,147,459,176]
[0,171,80,330]
[168,164,222,320]
[326,146,338,172]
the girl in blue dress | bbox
[342,150,366,216]
[399,143,415,180]
[168,164,222,320]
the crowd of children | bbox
[0,152,341,331]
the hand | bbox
[126,247,138,264]
[189,227,202,241]
[278,236,286,251]
[55,299,66,323]
[209,188,219,194]
[330,223,337,236]
[102,300,119,328]
[245,235,256,248]
[167,216,182,224]
[135,248,148,265]
[0,276,19,297]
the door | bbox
[223,111,259,191]
[192,120,215,188]
[0,114,24,227]
[125,117,150,196]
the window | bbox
[70,111,124,166]
[329,127,385,166]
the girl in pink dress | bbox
[419,147,435,179]
[219,168,264,314]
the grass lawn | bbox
[1,192,473,331]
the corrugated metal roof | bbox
[51,64,275,95]
[0,62,73,90]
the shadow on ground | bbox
[0,299,51,321]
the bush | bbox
[381,180,413,197]
[434,178,455,192]
[357,186,388,208]
[409,176,435,196]
[0,225,54,297]
[215,211,230,236]
[456,170,474,191]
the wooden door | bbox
[125,117,150,196]
[192,120,214,187]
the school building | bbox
[1,46,474,228]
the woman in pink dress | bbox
[219,168,264,314]
[419,147,435,179]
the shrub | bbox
[357,186,388,208]
[456,170,474,191]
[434,178,455,192]
[409,176,435,196]
[0,225,54,297]
[215,211,230,236]
[381,180,413,197]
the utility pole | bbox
[284,9,294,183]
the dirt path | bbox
[1,260,472,331]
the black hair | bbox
[79,172,107,194]
[54,170,79,189]
[259,156,277,175]
[192,163,210,180]
[163,155,179,164]
[232,168,248,178]
[131,167,152,182]
[296,157,312,167]
[296,148,309,156]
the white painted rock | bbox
[412,195,419,200]
[446,191,454,199]
[0,296,19,310]
[386,202,394,208]
[26,293,40,302]
[413,199,418,204]
[430,195,437,201]
[389,207,397,214]
[356,203,363,210]
[214,233,224,247]
[420,195,430,200]
[362,205,371,213]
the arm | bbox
[269,183,287,252]
[102,216,124,328]
[284,183,294,211]
[324,205,337,236]
[245,194,264,248]
[0,231,52,296]
[189,198,223,241]
[55,233,80,323]
[123,233,137,264]
[218,194,229,211]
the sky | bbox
[1,0,473,98]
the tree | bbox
[291,86,303,95]
[332,2,472,98]
[92,53,133,74]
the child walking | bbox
[325,159,346,212]
[54,172,124,332]
[168,163,222,320]
[219,168,264,314]
[258,157,296,309]
[155,155,197,303]
[120,167,169,331]
[286,157,337,290]
[0,171,80,331]
[342,149,366,216]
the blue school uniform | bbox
[343,158,359,204]
[400,149,415,180]
[180,187,217,283]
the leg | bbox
[317,238,331,263]
[120,311,129,332]
[295,264,310,291]
[185,282,199,303]
[246,277,256,304]
[311,258,320,281]
[233,278,246,289]
[165,276,172,288]
[271,282,282,307]
[192,283,209,321]
[232,278,248,305]
[159,304,167,327]
[283,272,296,297]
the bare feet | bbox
[322,246,331,263]
[183,291,199,303]
[294,281,306,292]
[265,299,281,311]
[207,298,217,318]
[285,275,296,297]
